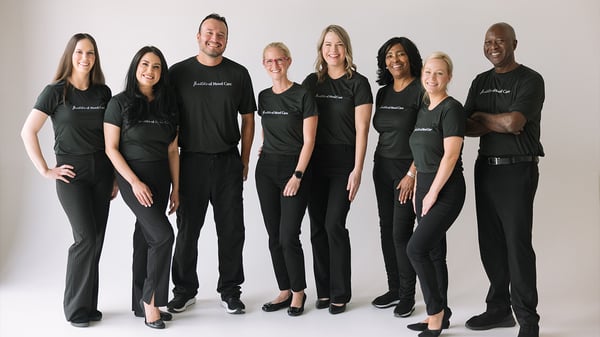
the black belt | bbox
[480,155,539,165]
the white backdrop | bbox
[1,0,598,334]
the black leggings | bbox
[116,159,174,310]
[55,152,113,322]
[255,153,309,292]
[407,170,465,315]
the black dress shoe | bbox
[140,299,167,329]
[145,318,165,329]
[287,293,307,317]
[262,296,292,312]
[407,307,452,331]
[315,298,330,309]
[135,311,173,321]
[329,303,346,315]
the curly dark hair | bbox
[375,37,422,86]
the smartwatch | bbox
[294,170,303,179]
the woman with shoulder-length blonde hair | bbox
[302,24,373,315]
[406,52,466,337]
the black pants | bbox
[407,170,465,315]
[55,152,113,322]
[255,153,309,292]
[373,155,416,300]
[172,149,245,299]
[308,145,354,303]
[116,159,174,313]
[474,159,539,327]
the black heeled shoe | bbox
[262,295,292,312]
[407,307,452,331]
[287,293,307,316]
[315,298,330,309]
[329,303,347,315]
[136,301,173,321]
[140,299,165,329]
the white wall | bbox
[1,0,598,326]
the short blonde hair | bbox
[263,42,291,59]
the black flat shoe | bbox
[315,298,330,309]
[329,303,346,315]
[287,293,307,317]
[418,328,442,337]
[262,296,292,312]
[408,307,452,331]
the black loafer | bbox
[315,298,330,309]
[262,296,292,312]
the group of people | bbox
[20,12,544,337]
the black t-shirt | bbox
[409,97,465,173]
[464,65,545,157]
[104,93,177,162]
[373,79,423,159]
[302,72,373,146]
[258,83,318,155]
[34,81,111,155]
[169,56,256,153]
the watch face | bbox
[294,171,303,179]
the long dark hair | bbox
[122,46,177,135]
[54,33,105,101]
[376,37,422,86]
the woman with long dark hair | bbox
[21,33,115,328]
[104,46,179,329]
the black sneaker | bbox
[221,296,245,314]
[371,291,400,308]
[167,295,196,313]
[465,311,516,330]
[393,299,415,317]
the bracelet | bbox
[406,171,415,178]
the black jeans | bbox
[372,155,416,300]
[55,151,113,322]
[407,170,465,315]
[172,149,245,299]
[308,145,354,304]
[116,159,174,313]
[255,153,309,292]
[474,158,540,327]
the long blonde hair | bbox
[314,25,356,82]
